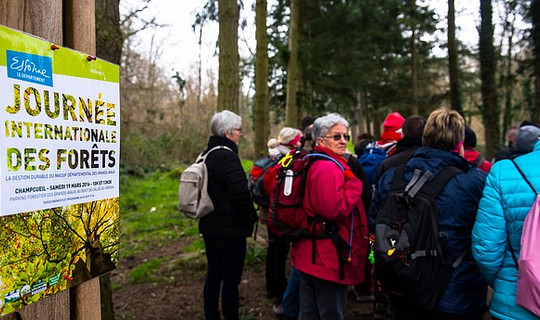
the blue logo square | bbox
[7,50,53,87]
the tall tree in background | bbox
[448,0,462,113]
[95,0,121,64]
[499,0,517,142]
[409,0,419,115]
[254,0,270,158]
[218,0,240,112]
[285,0,299,127]
[193,1,218,103]
[532,0,540,123]
[479,0,499,158]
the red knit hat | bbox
[380,112,405,142]
[383,112,405,133]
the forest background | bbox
[111,0,540,171]
[91,0,540,319]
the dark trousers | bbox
[203,236,247,320]
[390,296,484,320]
[266,226,290,303]
[298,271,348,320]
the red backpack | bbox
[267,150,344,237]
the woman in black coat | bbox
[200,110,258,320]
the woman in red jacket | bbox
[291,113,369,320]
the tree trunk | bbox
[532,0,540,124]
[218,0,240,113]
[410,0,418,115]
[254,0,270,159]
[285,0,299,127]
[479,0,499,159]
[501,3,516,146]
[448,0,462,113]
[95,0,122,64]
[1,1,102,319]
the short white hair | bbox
[210,110,242,137]
[312,113,349,144]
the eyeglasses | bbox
[234,128,242,133]
[325,134,350,141]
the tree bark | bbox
[285,0,299,127]
[217,0,240,113]
[1,1,102,319]
[254,0,270,159]
[448,0,462,113]
[410,0,418,115]
[532,0,540,124]
[479,0,499,159]
[95,0,122,64]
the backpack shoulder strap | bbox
[304,152,345,171]
[420,166,463,199]
[199,145,233,162]
[506,159,539,269]
[387,165,461,199]
[511,159,539,195]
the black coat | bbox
[376,136,422,181]
[199,136,258,238]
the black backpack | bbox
[248,155,280,208]
[374,164,465,310]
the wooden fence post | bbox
[0,1,102,319]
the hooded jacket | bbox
[290,146,369,285]
[199,135,258,238]
[369,147,488,315]
[472,140,540,320]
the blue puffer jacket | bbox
[472,140,540,320]
[369,147,488,315]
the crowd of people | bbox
[195,109,540,320]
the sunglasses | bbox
[325,134,351,141]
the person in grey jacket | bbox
[200,110,258,320]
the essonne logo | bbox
[7,50,53,87]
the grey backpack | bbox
[178,145,232,219]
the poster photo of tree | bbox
[0,24,120,316]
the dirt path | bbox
[112,234,375,320]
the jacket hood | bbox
[406,147,471,179]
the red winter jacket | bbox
[290,147,369,285]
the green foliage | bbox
[120,170,196,259]
[239,306,259,320]
[0,199,119,316]
[184,238,205,253]
[241,159,254,175]
[245,246,266,266]
[120,124,208,173]
[128,258,163,282]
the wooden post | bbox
[64,1,101,318]
[0,1,102,319]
